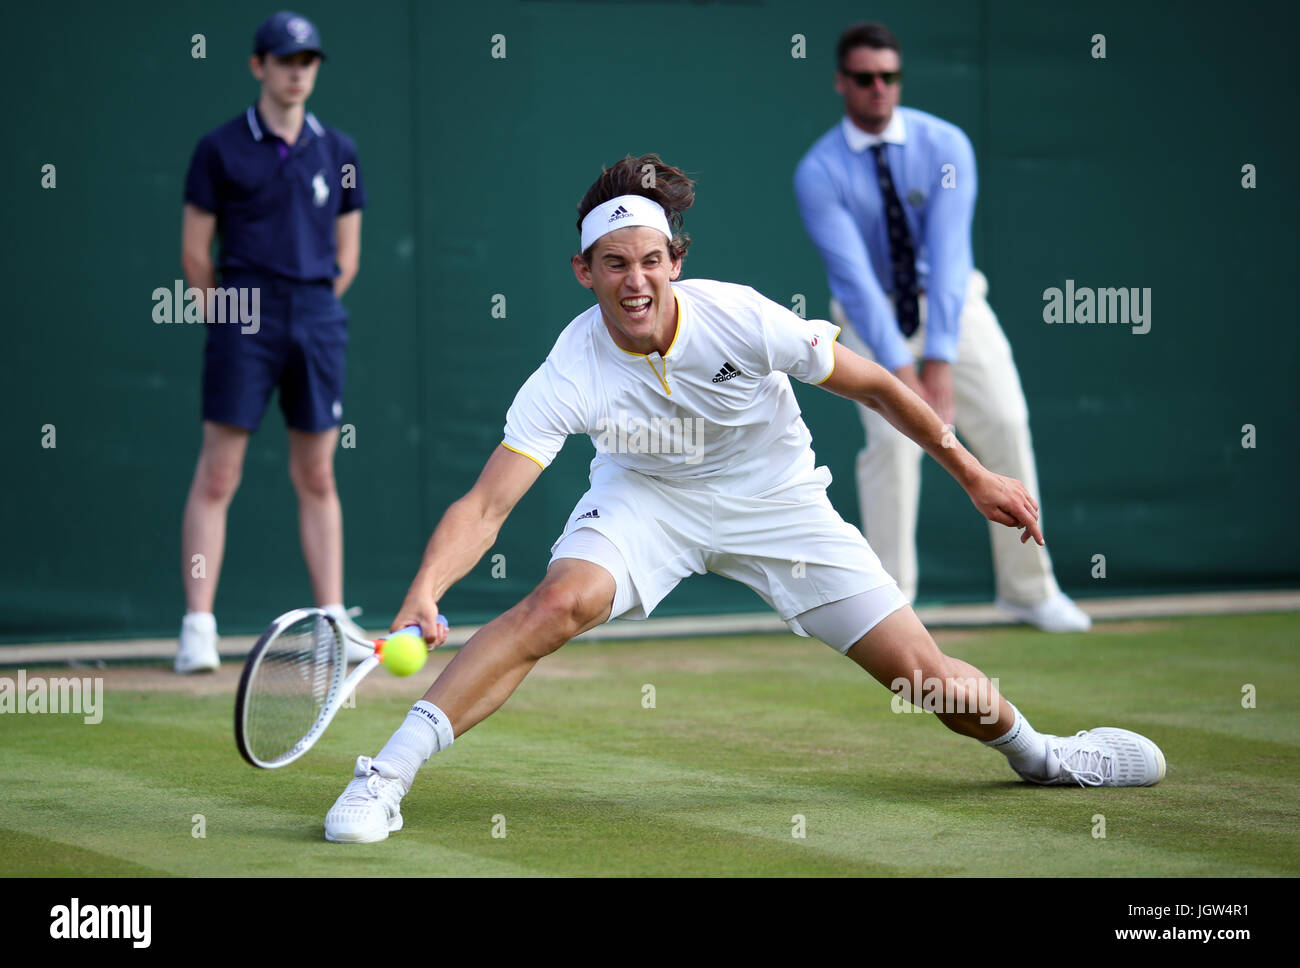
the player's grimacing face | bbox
[250,51,320,106]
[835,45,902,131]
[572,227,682,355]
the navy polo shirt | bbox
[184,106,365,283]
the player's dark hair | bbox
[576,154,695,262]
[837,22,901,69]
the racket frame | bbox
[234,607,379,769]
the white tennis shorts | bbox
[549,458,906,650]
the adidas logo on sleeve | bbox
[711,361,741,383]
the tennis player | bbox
[324,155,1164,843]
[176,11,369,673]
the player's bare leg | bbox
[287,427,343,607]
[177,421,248,672]
[845,606,1012,741]
[845,605,1165,786]
[324,558,615,842]
[424,557,617,733]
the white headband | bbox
[580,194,672,253]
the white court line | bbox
[0,589,1296,666]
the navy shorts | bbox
[202,271,348,433]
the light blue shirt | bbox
[794,107,976,372]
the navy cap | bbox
[253,11,326,59]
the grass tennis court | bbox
[3,612,1297,877]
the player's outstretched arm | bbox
[391,445,544,643]
[819,342,1044,546]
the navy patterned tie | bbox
[870,143,919,336]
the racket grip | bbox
[387,614,449,639]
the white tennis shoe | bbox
[995,591,1092,633]
[1015,727,1166,787]
[324,605,378,663]
[324,755,407,843]
[175,613,220,674]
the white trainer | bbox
[175,613,220,674]
[995,591,1092,633]
[324,605,377,663]
[324,755,408,843]
[1015,727,1166,787]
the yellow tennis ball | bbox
[380,632,427,677]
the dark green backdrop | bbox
[2,0,1296,641]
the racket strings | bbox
[244,613,344,765]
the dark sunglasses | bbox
[844,69,903,88]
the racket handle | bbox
[386,614,448,640]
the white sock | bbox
[374,701,455,790]
[321,603,346,617]
[983,705,1049,776]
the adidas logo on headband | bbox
[581,194,673,251]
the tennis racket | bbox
[234,607,448,769]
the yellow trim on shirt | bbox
[605,292,681,394]
[663,291,683,357]
[606,291,683,359]
[500,440,547,470]
[645,356,671,396]
[813,326,843,385]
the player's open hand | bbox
[391,599,450,649]
[967,469,1044,546]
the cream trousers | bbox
[832,270,1059,605]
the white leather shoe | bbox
[996,591,1092,633]
[1014,728,1166,787]
[175,613,219,674]
[325,756,407,843]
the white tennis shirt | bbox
[502,278,841,495]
